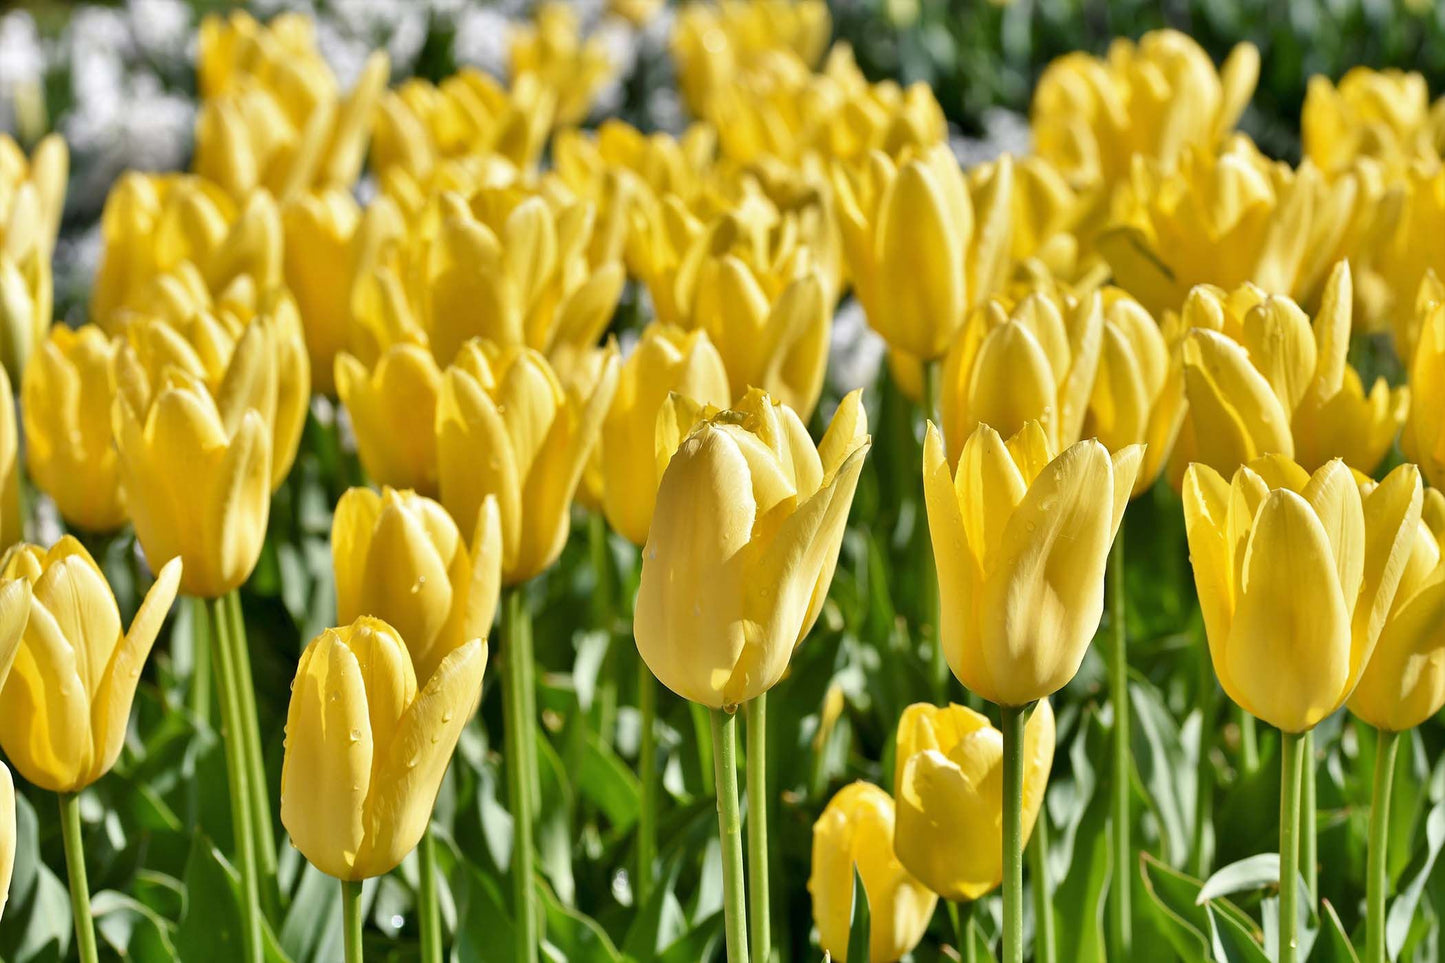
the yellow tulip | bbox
[1084,290,1184,494]
[939,282,1103,465]
[832,144,1013,361]
[601,323,732,546]
[1349,488,1445,732]
[1374,170,1445,362]
[1405,291,1445,489]
[0,538,181,792]
[1302,68,1439,177]
[635,388,870,708]
[280,617,486,881]
[282,188,368,395]
[335,344,443,496]
[112,361,270,598]
[437,339,619,585]
[1183,455,1422,733]
[0,134,67,378]
[0,367,17,549]
[893,700,1055,901]
[0,576,25,920]
[510,2,615,128]
[808,781,936,963]
[333,487,501,685]
[1177,262,1406,479]
[924,420,1140,706]
[21,326,125,534]
[671,0,831,118]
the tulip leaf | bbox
[1313,900,1361,962]
[538,877,623,961]
[847,867,870,963]
[0,790,72,963]
[1387,798,1445,958]
[1051,707,1109,962]
[1129,676,1195,865]
[454,864,515,961]
[278,862,346,963]
[1207,901,1271,963]
[175,836,294,963]
[92,890,177,961]
[1197,853,1280,904]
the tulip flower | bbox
[510,2,615,127]
[0,367,18,550]
[809,781,937,963]
[0,134,67,378]
[437,339,619,585]
[281,188,367,395]
[893,700,1055,902]
[334,344,444,496]
[832,143,1013,361]
[671,0,830,118]
[333,487,502,684]
[1405,294,1445,490]
[939,283,1104,465]
[635,387,870,708]
[281,617,486,881]
[0,538,181,791]
[21,327,124,534]
[112,364,271,600]
[0,577,28,923]
[600,323,732,546]
[923,420,1140,707]
[1302,68,1439,177]
[1374,171,1445,363]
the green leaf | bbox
[278,863,344,963]
[1387,798,1445,958]
[1130,676,1195,865]
[175,837,293,963]
[92,890,178,961]
[1197,854,1279,904]
[847,867,870,963]
[1313,900,1361,963]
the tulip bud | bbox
[601,323,732,546]
[21,326,126,533]
[635,388,870,708]
[940,283,1103,464]
[333,488,502,684]
[437,339,619,584]
[924,420,1140,706]
[1183,455,1422,732]
[0,538,181,791]
[335,344,443,496]
[808,781,936,963]
[0,366,17,550]
[280,617,486,880]
[282,189,365,395]
[893,700,1055,901]
[113,361,271,598]
[1349,487,1445,732]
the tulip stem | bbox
[1000,703,1026,963]
[58,793,98,963]
[502,586,539,963]
[342,879,364,963]
[637,658,658,906]
[208,596,263,963]
[921,358,947,700]
[418,825,443,963]
[1191,634,1216,878]
[746,694,771,962]
[710,708,750,963]
[1279,730,1305,963]
[692,701,716,797]
[226,591,280,922]
[1302,730,1318,904]
[1030,801,1057,963]
[190,596,211,725]
[1239,707,1260,774]
[1106,532,1131,958]
[1367,727,1401,963]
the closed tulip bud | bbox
[0,538,181,791]
[280,617,485,880]
[1349,488,1445,732]
[808,781,937,963]
[437,339,619,584]
[635,388,870,708]
[113,362,271,598]
[282,188,365,395]
[832,144,1013,361]
[1405,296,1445,489]
[940,284,1103,464]
[333,488,502,684]
[924,420,1141,706]
[601,323,732,546]
[21,326,125,533]
[0,367,17,549]
[1183,456,1422,733]
[335,345,443,496]
[893,700,1055,901]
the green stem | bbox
[1279,730,1305,963]
[418,825,443,963]
[1367,727,1401,963]
[1302,730,1318,904]
[208,596,262,963]
[921,358,946,700]
[58,793,98,963]
[691,701,715,797]
[710,709,750,963]
[1106,533,1131,958]
[190,596,211,725]
[342,879,364,963]
[1240,707,1260,774]
[637,659,658,906]
[1191,639,1216,877]
[746,695,771,962]
[1000,704,1026,963]
[502,586,539,963]
[1030,801,1057,963]
[226,591,280,922]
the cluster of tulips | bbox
[3,1,1445,961]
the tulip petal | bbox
[0,597,92,791]
[1349,573,1445,732]
[437,367,522,574]
[1299,460,1365,606]
[1354,464,1425,675]
[923,423,987,699]
[1182,463,1234,669]
[332,487,383,626]
[877,161,963,359]
[463,495,503,645]
[0,579,31,691]
[1183,328,1294,473]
